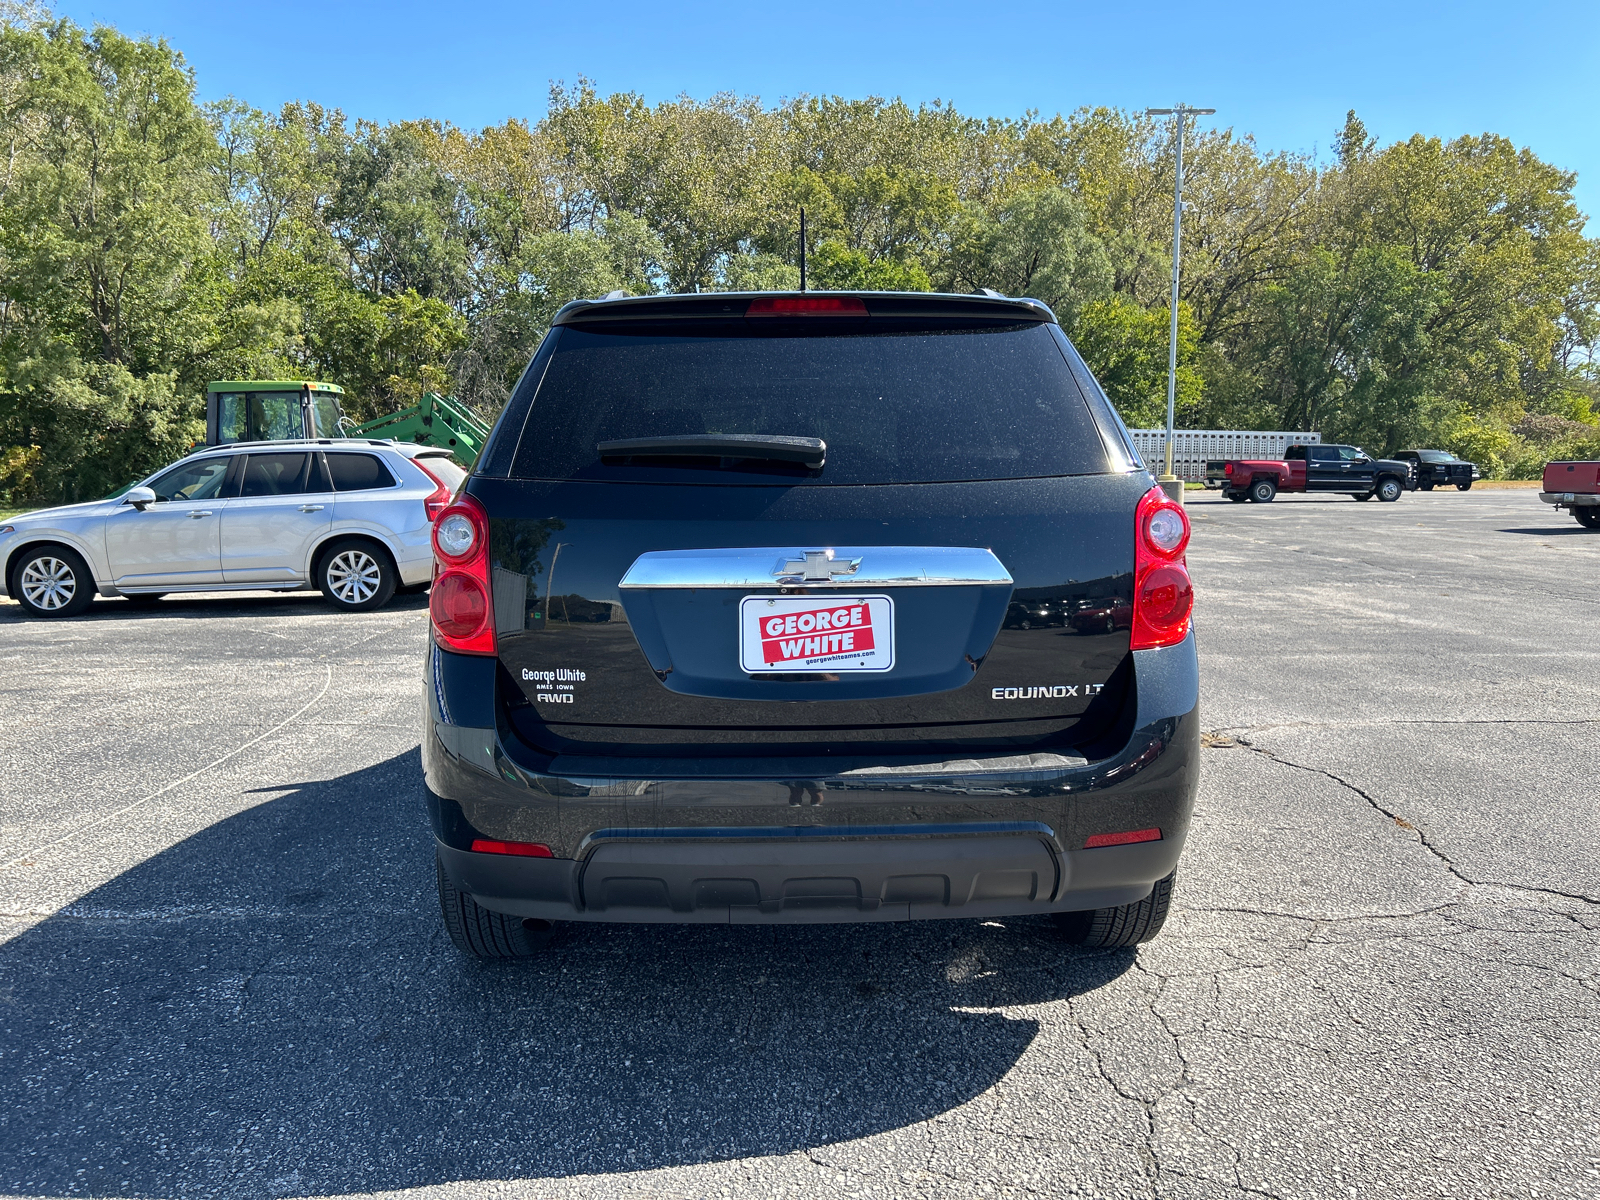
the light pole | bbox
[1145,104,1214,503]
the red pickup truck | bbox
[1206,444,1416,503]
[1540,461,1600,528]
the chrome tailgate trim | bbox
[618,545,1013,589]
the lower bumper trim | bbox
[437,833,1180,925]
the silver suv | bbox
[0,440,463,617]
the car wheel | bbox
[316,538,396,612]
[1419,481,1434,492]
[1353,490,1373,501]
[1575,508,1600,529]
[1456,481,1472,491]
[10,546,96,618]
[437,853,553,958]
[1249,478,1276,503]
[1055,870,1176,947]
[123,592,165,605]
[1226,491,1248,502]
[1377,476,1403,502]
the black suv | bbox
[423,292,1200,957]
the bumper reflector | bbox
[470,838,554,858]
[1083,828,1163,849]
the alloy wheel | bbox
[327,550,381,604]
[20,556,77,610]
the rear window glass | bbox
[509,324,1110,484]
[416,453,467,492]
[327,453,397,491]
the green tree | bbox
[1071,296,1202,428]
[0,15,215,500]
[944,186,1111,322]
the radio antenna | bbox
[799,208,807,292]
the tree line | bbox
[2,11,1597,503]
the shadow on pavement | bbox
[0,591,430,624]
[1494,526,1599,536]
[0,750,1131,1198]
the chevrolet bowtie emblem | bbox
[777,550,861,582]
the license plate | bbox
[739,594,895,673]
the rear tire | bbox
[437,854,553,959]
[1226,491,1248,503]
[1055,870,1176,947]
[315,538,397,612]
[1456,481,1472,491]
[1377,476,1404,502]
[1419,481,1434,492]
[10,545,96,618]
[1353,490,1373,501]
[1249,478,1277,503]
[1575,508,1600,529]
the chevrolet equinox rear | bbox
[423,292,1199,957]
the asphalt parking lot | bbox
[2,486,1597,1200]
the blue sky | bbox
[58,0,1600,226]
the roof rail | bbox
[192,436,405,454]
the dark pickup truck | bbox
[1394,449,1480,491]
[1206,444,1416,502]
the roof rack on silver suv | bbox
[197,437,406,454]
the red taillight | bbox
[746,296,868,316]
[1084,827,1163,849]
[430,493,495,655]
[1137,565,1194,627]
[1131,485,1193,650]
[432,573,488,636]
[470,838,554,857]
[1223,463,1233,475]
[414,457,453,522]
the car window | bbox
[510,323,1110,485]
[148,457,232,502]
[1338,446,1367,461]
[415,453,467,493]
[327,453,398,491]
[1418,450,1452,464]
[1285,446,1307,460]
[1310,446,1337,461]
[240,453,310,497]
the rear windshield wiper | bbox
[596,434,826,470]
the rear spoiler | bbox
[552,291,1057,329]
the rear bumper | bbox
[436,830,1178,924]
[1541,492,1600,507]
[422,631,1201,924]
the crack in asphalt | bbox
[1207,718,1600,737]
[1222,737,1600,909]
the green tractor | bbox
[204,380,490,466]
